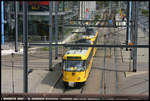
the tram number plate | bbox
[69,82,75,87]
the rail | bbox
[1,93,148,100]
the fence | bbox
[1,93,148,100]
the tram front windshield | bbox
[86,28,95,35]
[63,60,85,71]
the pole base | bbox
[49,68,53,71]
[133,69,136,72]
[55,57,58,60]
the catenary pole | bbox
[49,1,53,71]
[15,1,18,52]
[1,1,5,44]
[23,1,28,93]
[55,1,58,59]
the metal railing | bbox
[1,93,149,100]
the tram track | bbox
[99,9,112,95]
[114,45,120,94]
[1,49,64,70]
[96,8,123,95]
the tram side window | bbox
[94,40,96,45]
[86,56,90,67]
[86,48,93,68]
[85,59,88,67]
[95,36,98,44]
[83,60,86,70]
[88,49,93,63]
[91,48,93,56]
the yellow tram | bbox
[62,28,98,87]
[82,27,98,56]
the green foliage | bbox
[95,15,100,20]
[96,1,108,8]
[96,1,104,8]
[141,9,149,17]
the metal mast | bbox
[15,1,18,52]
[23,1,28,93]
[55,1,58,59]
[1,1,5,44]
[49,1,53,71]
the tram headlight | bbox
[77,77,81,80]
[65,76,68,80]
[63,75,68,80]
